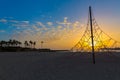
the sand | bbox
[0,52,120,80]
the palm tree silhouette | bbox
[13,39,17,47]
[24,41,29,48]
[1,40,6,47]
[18,41,22,47]
[29,40,33,48]
[0,41,2,47]
[8,39,13,47]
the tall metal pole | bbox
[89,6,95,64]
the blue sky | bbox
[0,0,120,49]
[0,0,119,21]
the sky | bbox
[0,0,120,49]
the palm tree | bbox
[8,39,13,47]
[25,41,30,48]
[0,41,2,47]
[29,40,33,48]
[18,41,22,47]
[0,40,22,48]
[1,40,6,47]
[24,41,28,48]
[13,39,17,47]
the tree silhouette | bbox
[18,41,22,47]
[0,41,1,47]
[1,40,6,47]
[8,39,13,47]
[29,40,33,48]
[24,41,29,48]
[13,39,16,47]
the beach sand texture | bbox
[0,52,120,80]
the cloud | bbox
[4,17,14,19]
[36,22,46,27]
[11,20,30,28]
[12,24,29,28]
[47,22,53,26]
[36,22,48,31]
[13,19,82,41]
[0,19,7,23]
[21,21,29,24]
[32,25,41,31]
[57,17,71,26]
[10,20,19,23]
[9,20,29,24]
[0,30,5,32]
[0,18,30,29]
[1,17,83,49]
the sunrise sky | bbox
[0,0,120,49]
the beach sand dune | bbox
[0,52,120,80]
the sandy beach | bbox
[0,52,120,80]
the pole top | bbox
[89,6,91,9]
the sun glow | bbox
[89,41,97,47]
